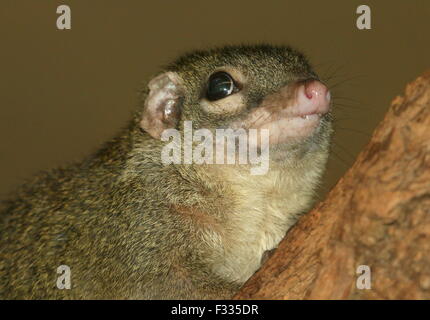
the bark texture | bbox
[235,72,430,300]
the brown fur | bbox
[0,44,332,299]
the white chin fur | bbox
[259,114,321,145]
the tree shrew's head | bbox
[139,44,333,169]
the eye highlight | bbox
[206,71,238,101]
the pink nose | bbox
[296,80,331,116]
[305,80,330,100]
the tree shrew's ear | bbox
[140,72,183,139]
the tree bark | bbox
[234,71,430,300]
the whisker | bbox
[331,140,357,162]
[335,126,372,137]
[329,148,352,168]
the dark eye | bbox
[206,71,236,101]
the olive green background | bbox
[0,1,429,200]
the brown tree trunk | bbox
[234,71,430,300]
